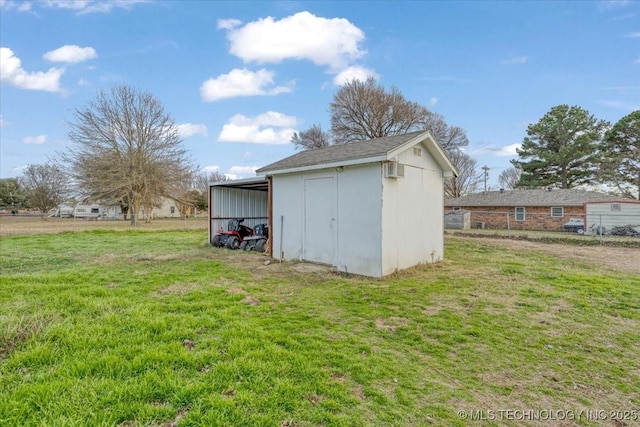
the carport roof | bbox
[255,130,457,176]
[209,176,268,191]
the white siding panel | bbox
[382,144,445,275]
[335,165,382,277]
[273,165,384,277]
[304,176,336,265]
[272,174,305,261]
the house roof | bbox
[255,130,458,176]
[445,189,628,207]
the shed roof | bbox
[445,189,627,207]
[255,130,457,176]
[209,176,268,192]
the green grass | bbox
[1,230,639,426]
[446,228,640,248]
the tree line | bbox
[511,106,639,200]
[2,82,637,222]
[1,85,228,225]
[293,77,638,200]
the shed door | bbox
[304,177,335,265]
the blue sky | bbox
[1,0,638,188]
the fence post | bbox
[506,210,511,238]
[599,214,603,246]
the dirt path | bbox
[450,236,640,275]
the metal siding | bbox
[303,176,336,265]
[210,186,268,232]
[382,146,445,275]
[272,174,305,261]
[335,164,383,277]
[585,202,640,234]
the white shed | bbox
[584,200,640,235]
[253,130,457,277]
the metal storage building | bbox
[584,200,640,235]
[209,131,457,278]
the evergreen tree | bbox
[512,105,608,188]
[600,110,640,200]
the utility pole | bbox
[482,165,490,193]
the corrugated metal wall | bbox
[585,202,640,234]
[210,186,268,232]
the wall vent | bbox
[385,161,405,178]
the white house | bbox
[210,131,457,278]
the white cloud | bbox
[217,111,297,144]
[0,114,4,127]
[177,123,208,138]
[599,100,640,110]
[17,2,31,11]
[40,0,151,14]
[201,165,220,173]
[223,11,366,72]
[44,45,97,63]
[0,47,63,92]
[624,32,640,38]
[230,111,297,127]
[600,0,631,8]
[218,124,296,144]
[217,18,242,30]
[634,57,640,64]
[429,97,439,105]
[3,1,34,12]
[495,143,521,157]
[200,68,292,102]
[502,56,528,65]
[228,165,258,176]
[333,65,378,85]
[22,134,47,144]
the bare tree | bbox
[291,123,331,150]
[192,170,229,212]
[64,85,194,226]
[498,166,522,190]
[20,162,70,216]
[194,170,228,194]
[444,150,482,199]
[418,112,469,151]
[330,77,468,151]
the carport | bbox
[208,176,272,255]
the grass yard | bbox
[0,230,638,426]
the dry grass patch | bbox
[154,283,200,296]
[1,313,55,359]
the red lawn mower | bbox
[211,218,254,249]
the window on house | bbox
[413,147,422,156]
[515,207,525,221]
[550,207,564,217]
[611,204,621,212]
[170,206,175,214]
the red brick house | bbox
[444,189,629,231]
